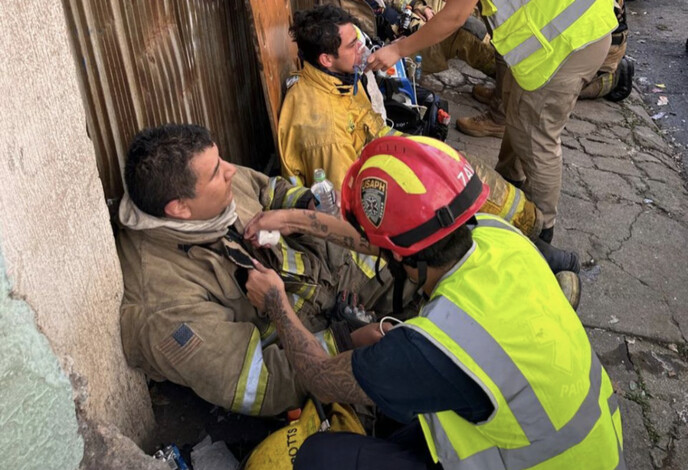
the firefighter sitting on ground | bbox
[279,4,580,282]
[243,135,626,470]
[117,123,407,417]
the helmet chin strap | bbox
[415,260,428,295]
[390,256,428,315]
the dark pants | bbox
[293,420,442,470]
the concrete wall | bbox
[0,250,83,468]
[0,0,155,463]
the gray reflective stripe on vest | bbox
[486,0,523,32]
[410,297,556,442]
[504,189,522,223]
[417,341,611,468]
[474,215,522,235]
[502,0,599,67]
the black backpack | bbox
[379,76,449,141]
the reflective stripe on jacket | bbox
[480,0,618,90]
[402,213,625,469]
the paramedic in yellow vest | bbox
[366,0,618,244]
[243,136,626,469]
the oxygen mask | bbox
[353,26,372,95]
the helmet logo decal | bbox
[360,177,387,227]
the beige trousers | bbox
[495,35,612,228]
[579,37,627,99]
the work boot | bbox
[539,226,554,244]
[605,57,634,102]
[456,112,505,138]
[472,84,495,104]
[534,239,580,274]
[556,271,582,311]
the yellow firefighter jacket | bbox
[279,62,542,238]
[278,62,395,190]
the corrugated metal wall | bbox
[291,0,317,9]
[64,0,275,203]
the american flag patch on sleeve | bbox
[156,323,203,365]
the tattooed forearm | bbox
[300,210,377,255]
[264,286,372,405]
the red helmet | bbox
[341,135,489,257]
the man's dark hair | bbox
[403,223,474,269]
[124,124,214,217]
[290,5,359,66]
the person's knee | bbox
[293,433,339,470]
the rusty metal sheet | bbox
[63,0,274,203]
[245,0,299,149]
[291,0,377,37]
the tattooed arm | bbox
[246,261,373,405]
[243,209,378,256]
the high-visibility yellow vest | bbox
[403,213,625,469]
[479,0,618,90]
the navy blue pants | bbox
[293,420,442,470]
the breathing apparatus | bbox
[352,25,374,95]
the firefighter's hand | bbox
[422,7,435,21]
[246,260,287,314]
[350,322,393,348]
[244,210,291,246]
[367,42,402,71]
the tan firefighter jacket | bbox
[118,165,393,416]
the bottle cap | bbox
[415,55,422,62]
[287,408,302,421]
[313,168,327,182]
[386,67,395,76]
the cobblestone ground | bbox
[422,59,688,470]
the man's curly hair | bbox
[290,5,360,66]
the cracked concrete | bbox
[423,58,688,469]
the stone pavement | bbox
[422,59,688,470]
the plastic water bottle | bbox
[311,169,338,215]
[400,5,413,31]
[414,55,422,82]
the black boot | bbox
[534,239,580,274]
[605,57,634,102]
[539,226,554,244]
